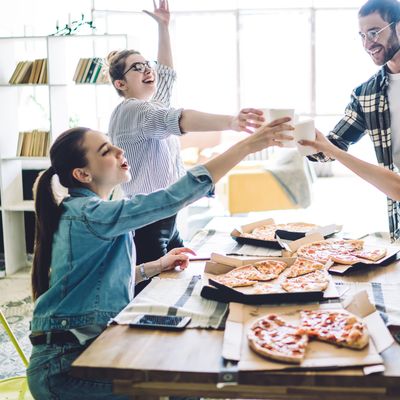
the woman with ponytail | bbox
[27,120,293,399]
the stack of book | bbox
[73,57,109,84]
[16,130,50,157]
[9,59,48,84]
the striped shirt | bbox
[108,64,186,196]
[309,65,400,241]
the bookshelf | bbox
[0,34,127,275]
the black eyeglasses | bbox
[122,60,158,76]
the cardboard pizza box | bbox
[222,290,393,372]
[201,253,339,304]
[230,218,341,250]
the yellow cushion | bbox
[216,166,297,214]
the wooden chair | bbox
[0,309,33,399]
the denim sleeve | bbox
[82,165,214,239]
[308,90,367,162]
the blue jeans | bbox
[27,342,129,400]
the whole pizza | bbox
[241,222,318,241]
[248,310,369,364]
[296,239,386,265]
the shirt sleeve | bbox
[82,165,215,239]
[114,99,184,142]
[308,90,367,162]
[152,64,176,106]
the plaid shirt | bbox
[310,65,400,241]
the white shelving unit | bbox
[0,34,127,275]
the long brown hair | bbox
[106,49,140,97]
[32,127,91,300]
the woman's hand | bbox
[159,247,196,272]
[243,117,294,153]
[143,0,170,27]
[230,108,265,133]
[298,129,337,158]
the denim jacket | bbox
[30,165,214,332]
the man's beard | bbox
[384,31,400,64]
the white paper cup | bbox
[294,119,316,156]
[268,108,295,147]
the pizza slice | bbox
[285,258,325,278]
[237,282,284,295]
[253,259,288,276]
[248,314,308,364]
[212,275,256,288]
[300,310,369,350]
[330,252,363,265]
[281,270,329,293]
[352,248,387,262]
[225,265,268,281]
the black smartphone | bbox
[129,314,191,330]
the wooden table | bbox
[72,218,400,399]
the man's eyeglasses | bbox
[122,60,158,76]
[359,22,394,42]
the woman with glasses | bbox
[107,0,265,284]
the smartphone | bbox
[129,314,191,331]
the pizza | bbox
[281,270,329,293]
[353,248,387,262]
[241,222,318,242]
[212,275,255,288]
[248,310,369,364]
[226,265,277,282]
[253,260,288,276]
[296,239,385,266]
[285,257,325,278]
[237,282,284,295]
[299,310,369,350]
[248,314,309,364]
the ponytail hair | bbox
[32,127,90,300]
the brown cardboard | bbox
[204,253,339,299]
[223,293,390,371]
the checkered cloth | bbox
[110,276,228,329]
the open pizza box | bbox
[230,218,342,251]
[285,233,400,275]
[222,290,394,373]
[200,252,339,305]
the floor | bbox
[0,171,390,380]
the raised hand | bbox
[298,129,336,157]
[230,108,265,134]
[245,117,294,152]
[143,0,170,27]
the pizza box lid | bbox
[202,253,339,303]
[230,218,341,250]
[222,290,393,372]
[328,244,400,274]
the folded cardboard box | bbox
[222,290,393,372]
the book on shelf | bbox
[16,130,50,157]
[8,59,47,84]
[73,57,108,84]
